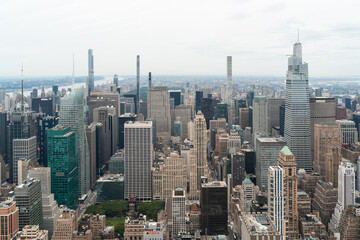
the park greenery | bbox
[84,200,165,236]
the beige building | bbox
[78,214,105,239]
[0,201,19,240]
[277,146,299,239]
[313,123,341,187]
[152,152,187,200]
[192,113,208,200]
[147,86,171,140]
[173,105,192,139]
[17,225,48,240]
[124,218,145,240]
[52,209,77,240]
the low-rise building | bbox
[17,225,48,240]
[240,213,281,240]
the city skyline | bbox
[1,0,360,77]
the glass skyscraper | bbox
[47,126,78,209]
[284,40,311,172]
[59,87,90,196]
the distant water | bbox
[9,76,118,97]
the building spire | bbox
[72,52,75,86]
[21,62,24,112]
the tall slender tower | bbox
[284,39,311,171]
[88,49,94,94]
[136,55,140,114]
[278,146,299,239]
[226,56,232,106]
[193,112,207,195]
[148,72,152,89]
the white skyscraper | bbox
[284,40,311,172]
[124,121,153,201]
[329,161,356,233]
[227,56,232,106]
[172,188,186,236]
[59,87,90,196]
[268,166,287,239]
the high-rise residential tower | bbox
[172,188,186,236]
[124,121,153,201]
[59,88,90,196]
[227,56,232,106]
[88,49,94,94]
[277,146,299,239]
[284,39,311,172]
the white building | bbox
[124,121,153,201]
[172,188,186,236]
[13,136,37,184]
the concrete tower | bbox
[284,39,311,172]
[227,56,232,106]
[88,49,94,94]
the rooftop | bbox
[280,146,293,155]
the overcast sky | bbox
[1,0,360,78]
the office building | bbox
[27,167,60,238]
[173,105,192,139]
[255,137,286,190]
[312,180,338,228]
[109,151,124,174]
[96,174,124,202]
[336,106,347,120]
[268,166,287,238]
[118,114,136,149]
[113,74,118,87]
[31,98,54,116]
[310,97,336,160]
[47,126,78,209]
[277,146,298,238]
[169,90,181,107]
[231,152,245,187]
[0,112,7,162]
[252,96,268,137]
[297,191,311,218]
[14,178,43,229]
[9,111,37,183]
[336,119,358,146]
[268,98,284,135]
[52,209,77,240]
[240,213,281,240]
[215,103,227,120]
[147,86,171,140]
[89,91,120,126]
[227,56,232,106]
[172,188,186,236]
[299,214,327,239]
[124,121,153,200]
[85,124,97,189]
[88,49,94,95]
[59,87,90,196]
[17,225,48,240]
[193,113,208,198]
[201,181,228,235]
[37,115,58,166]
[0,201,19,240]
[329,161,356,234]
[313,123,341,186]
[284,40,311,172]
[239,108,250,130]
[12,136,37,184]
[338,205,360,240]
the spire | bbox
[72,53,75,86]
[21,62,24,112]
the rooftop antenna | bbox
[21,62,24,112]
[297,29,300,43]
[72,52,75,86]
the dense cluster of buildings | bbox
[0,39,359,240]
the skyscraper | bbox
[88,49,94,94]
[147,86,171,140]
[329,161,356,234]
[47,126,78,209]
[172,188,186,236]
[277,146,299,239]
[193,113,208,195]
[12,136,37,184]
[59,88,90,196]
[15,178,43,230]
[284,39,311,172]
[124,121,153,201]
[336,120,358,146]
[227,56,232,106]
[113,74,118,87]
[252,96,269,137]
[268,166,287,239]
[0,201,19,240]
[136,55,140,114]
